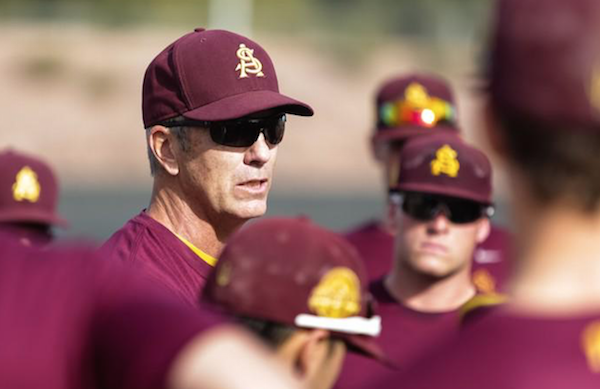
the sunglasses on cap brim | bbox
[161,114,286,148]
[398,191,494,224]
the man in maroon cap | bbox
[102,28,313,306]
[202,217,386,389]
[372,0,600,388]
[345,74,511,294]
[336,133,502,389]
[0,149,68,247]
[0,238,306,389]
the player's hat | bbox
[488,0,600,129]
[142,28,314,128]
[392,133,493,205]
[373,73,460,142]
[203,217,386,362]
[0,149,68,228]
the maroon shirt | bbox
[374,309,600,388]
[334,279,462,389]
[0,239,217,389]
[344,220,512,293]
[102,211,214,307]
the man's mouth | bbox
[236,179,269,194]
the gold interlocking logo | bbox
[235,44,264,79]
[431,144,460,177]
[405,83,429,107]
[12,166,41,203]
[308,267,361,318]
[582,321,600,373]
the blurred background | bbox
[0,0,509,241]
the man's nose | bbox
[244,133,273,166]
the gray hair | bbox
[145,116,193,176]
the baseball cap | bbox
[142,28,314,127]
[392,133,493,205]
[203,217,386,362]
[488,0,600,129]
[373,73,460,142]
[0,149,68,228]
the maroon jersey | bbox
[334,279,462,389]
[102,211,214,306]
[0,240,217,389]
[344,220,512,293]
[374,308,600,388]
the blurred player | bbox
[0,149,68,247]
[202,217,386,389]
[0,237,305,389]
[345,74,510,293]
[373,0,600,387]
[336,133,501,389]
[102,28,313,305]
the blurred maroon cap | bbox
[142,28,314,127]
[203,217,386,362]
[393,133,493,204]
[488,0,600,128]
[0,149,68,228]
[373,73,460,142]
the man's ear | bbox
[149,125,180,176]
[386,196,401,234]
[475,217,491,244]
[296,329,330,378]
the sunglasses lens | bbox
[402,193,483,224]
[444,198,483,224]
[402,194,439,221]
[263,116,285,145]
[210,115,286,147]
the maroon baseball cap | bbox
[488,0,600,129]
[203,217,386,362]
[142,28,314,127]
[0,149,68,228]
[392,133,493,205]
[373,73,460,142]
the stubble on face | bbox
[177,128,278,224]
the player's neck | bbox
[509,201,600,314]
[147,184,243,258]
[385,262,475,313]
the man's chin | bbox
[410,257,454,278]
[229,200,268,220]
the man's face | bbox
[394,193,490,278]
[176,117,279,223]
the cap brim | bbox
[340,333,394,367]
[0,210,69,229]
[372,124,459,143]
[182,90,314,121]
[395,183,492,205]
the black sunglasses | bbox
[400,192,493,224]
[162,114,286,148]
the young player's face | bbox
[177,119,278,223]
[395,194,490,278]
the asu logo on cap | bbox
[431,144,460,177]
[308,267,361,318]
[235,43,264,79]
[12,166,41,203]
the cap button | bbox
[194,28,206,33]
